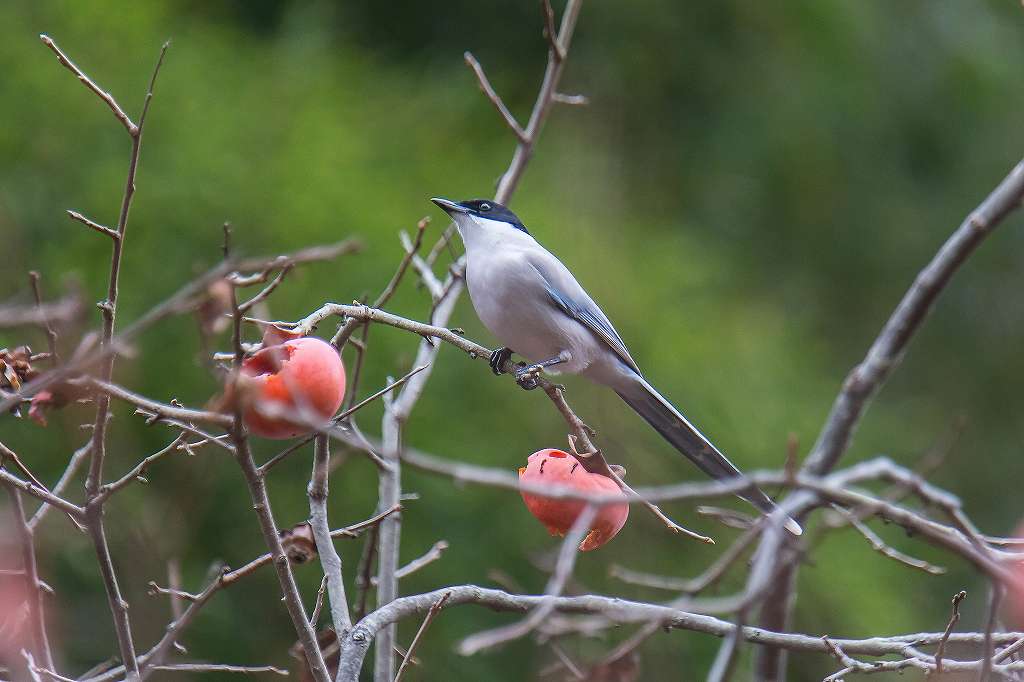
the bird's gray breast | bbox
[465,249,596,373]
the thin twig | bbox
[218,505,401,587]
[28,272,60,361]
[610,524,761,595]
[980,583,1004,681]
[94,433,187,503]
[808,160,1024,478]
[166,560,185,628]
[146,664,288,676]
[546,383,713,543]
[372,219,430,309]
[457,507,597,655]
[934,590,967,674]
[708,607,748,682]
[28,443,91,530]
[2,483,55,671]
[395,540,449,580]
[994,634,1024,664]
[83,377,232,427]
[0,441,49,492]
[333,218,430,350]
[336,365,429,424]
[493,0,583,203]
[394,591,451,682]
[403,234,444,300]
[551,92,588,105]
[66,210,119,240]
[833,505,946,575]
[540,0,566,60]
[310,575,328,627]
[238,264,293,313]
[371,541,449,586]
[0,296,81,329]
[424,224,456,268]
[39,35,137,134]
[353,524,380,622]
[0,468,85,521]
[464,52,527,142]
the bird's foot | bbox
[514,363,544,391]
[489,347,513,376]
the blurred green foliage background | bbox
[3,1,1024,679]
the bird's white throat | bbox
[455,214,535,253]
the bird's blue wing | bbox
[528,257,641,375]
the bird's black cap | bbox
[430,197,529,234]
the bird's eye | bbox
[479,202,492,212]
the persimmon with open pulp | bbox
[518,448,629,551]
[239,333,346,439]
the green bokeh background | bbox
[3,1,1024,679]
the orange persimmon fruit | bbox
[518,448,628,551]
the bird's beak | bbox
[430,197,468,215]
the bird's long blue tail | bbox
[615,376,802,536]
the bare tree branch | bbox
[27,272,61,362]
[94,433,188,503]
[336,585,1024,679]
[147,664,288,676]
[66,210,119,240]
[457,507,597,655]
[806,159,1024,478]
[0,239,360,415]
[222,264,330,682]
[39,35,137,134]
[2,483,55,672]
[833,505,947,575]
[27,443,91,530]
[464,52,528,142]
[934,590,967,674]
[0,296,82,329]
[308,434,353,636]
[0,468,85,521]
[747,157,1024,679]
